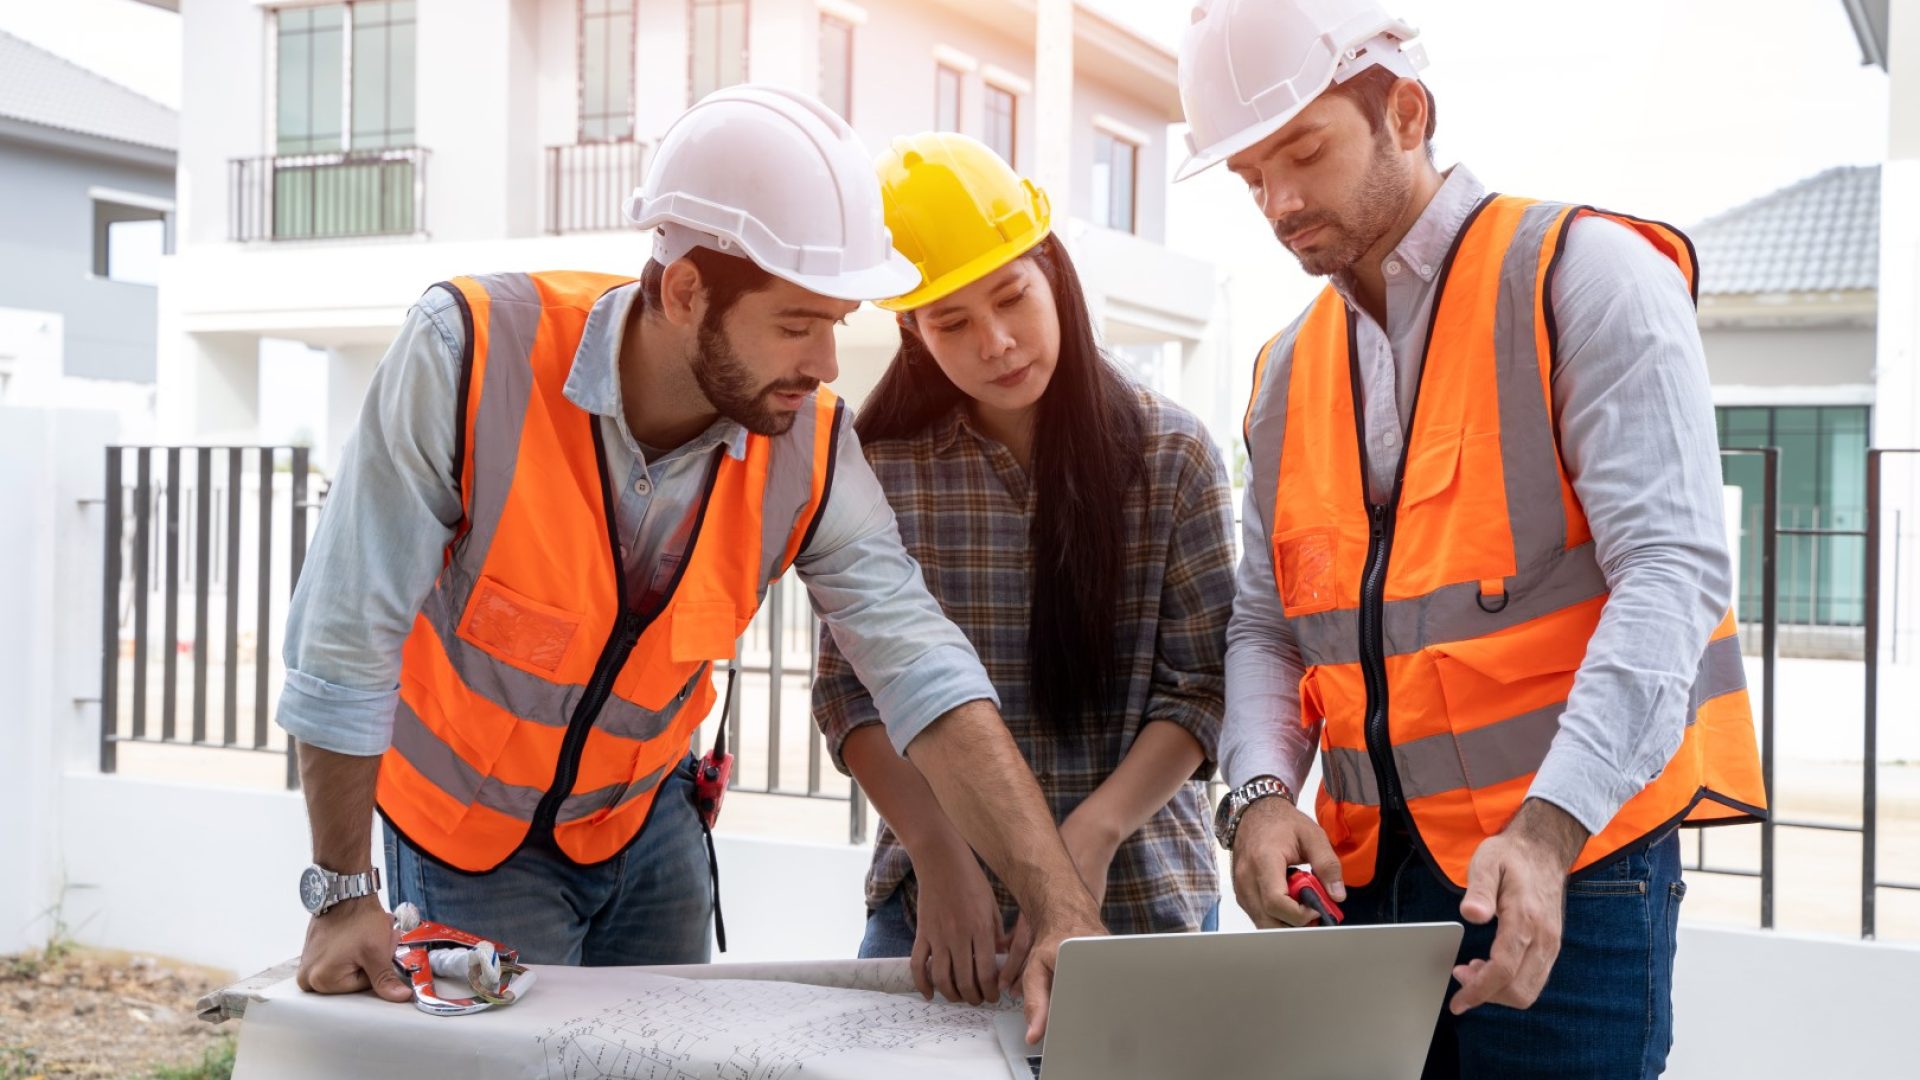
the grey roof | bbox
[0,30,177,153]
[1691,165,1879,297]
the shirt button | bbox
[1420,264,1434,277]
[1385,260,1401,275]
[633,477,651,496]
[1384,430,1399,447]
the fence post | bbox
[1759,448,1779,929]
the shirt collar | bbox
[1331,164,1488,301]
[562,280,750,462]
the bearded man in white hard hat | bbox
[1189,2,1767,1076]
[276,85,1102,1041]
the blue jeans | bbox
[383,754,713,966]
[1344,822,1686,1079]
[858,886,1222,958]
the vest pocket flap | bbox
[458,576,584,677]
[1426,628,1584,734]
[1398,427,1463,507]
[671,600,741,663]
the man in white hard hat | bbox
[1187,2,1766,1076]
[277,85,1101,1041]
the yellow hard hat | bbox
[874,132,1053,313]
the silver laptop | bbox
[994,922,1462,1080]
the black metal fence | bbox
[546,140,648,235]
[94,444,1920,909]
[1682,447,1920,938]
[229,148,430,242]
[99,446,318,788]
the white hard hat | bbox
[1175,0,1428,182]
[625,84,920,302]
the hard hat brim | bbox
[876,224,1053,313]
[777,249,925,303]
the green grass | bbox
[146,1036,236,1080]
[0,1044,42,1080]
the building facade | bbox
[0,30,176,433]
[161,0,1226,464]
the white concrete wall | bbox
[1701,324,1877,390]
[0,406,119,958]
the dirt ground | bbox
[0,947,234,1079]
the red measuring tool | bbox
[1286,868,1345,925]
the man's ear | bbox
[659,257,705,329]
[1388,77,1430,154]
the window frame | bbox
[688,0,751,104]
[577,0,638,143]
[983,81,1017,166]
[934,63,963,133]
[1093,130,1139,234]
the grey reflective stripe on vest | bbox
[1689,632,1747,713]
[391,700,671,824]
[1322,701,1565,807]
[1491,202,1578,572]
[1244,314,1308,554]
[755,393,840,593]
[447,272,543,610]
[1292,542,1609,667]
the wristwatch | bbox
[298,863,382,916]
[1213,775,1295,851]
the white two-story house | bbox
[160,0,1227,465]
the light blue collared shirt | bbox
[1223,167,1736,836]
[278,281,997,758]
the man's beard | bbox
[1272,134,1410,278]
[691,315,819,436]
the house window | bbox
[984,83,1016,166]
[580,0,636,142]
[93,200,170,286]
[690,0,748,102]
[934,64,962,132]
[819,14,854,120]
[274,1,415,153]
[1717,405,1871,626]
[1092,131,1137,233]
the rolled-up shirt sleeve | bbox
[1140,429,1236,779]
[277,290,465,756]
[1526,215,1736,834]
[1221,469,1318,797]
[797,424,999,759]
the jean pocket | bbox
[1566,878,1649,897]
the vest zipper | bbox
[1359,501,1405,813]
[530,431,727,842]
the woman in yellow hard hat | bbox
[811,133,1236,1004]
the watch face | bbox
[299,866,329,913]
[1212,792,1235,840]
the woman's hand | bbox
[910,844,1006,1005]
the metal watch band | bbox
[323,867,381,912]
[1219,775,1295,851]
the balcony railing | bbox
[228,147,429,242]
[547,139,648,234]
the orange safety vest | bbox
[1244,194,1767,889]
[376,271,842,872]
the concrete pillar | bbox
[325,345,384,470]
[0,407,118,956]
[1034,0,1074,222]
[1875,2,1920,653]
[154,329,262,446]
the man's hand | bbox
[296,895,412,1002]
[910,848,1005,1006]
[1001,810,1119,990]
[1230,796,1345,927]
[1015,906,1107,1045]
[1450,798,1590,1014]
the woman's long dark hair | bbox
[856,234,1147,732]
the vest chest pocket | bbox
[457,576,584,677]
[1274,525,1339,617]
